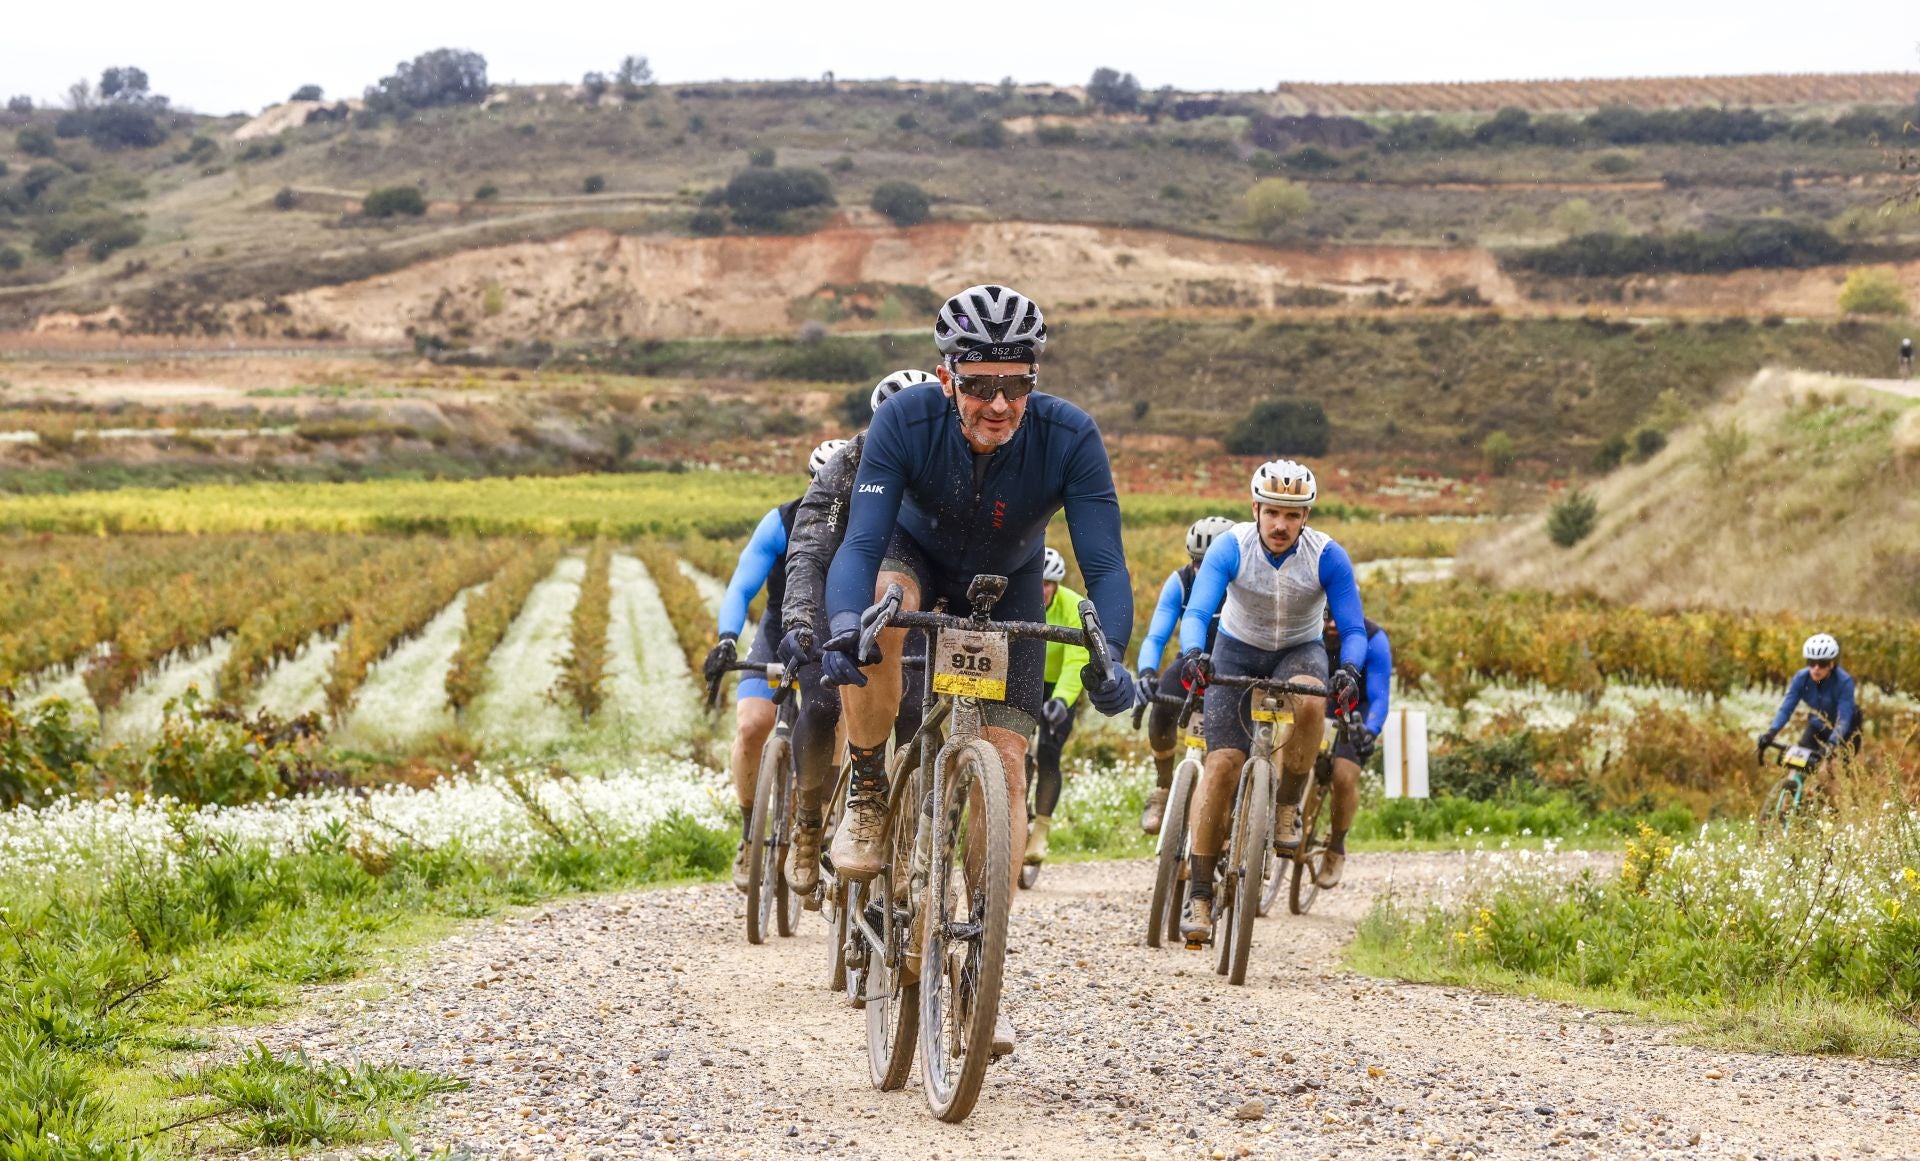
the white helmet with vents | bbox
[1185,515,1236,561]
[1250,459,1317,508]
[934,284,1048,358]
[870,368,936,413]
[808,438,849,478]
[1042,546,1067,583]
[1802,633,1840,663]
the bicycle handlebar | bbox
[851,581,1112,688]
[703,659,795,712]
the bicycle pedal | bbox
[1182,936,1207,951]
[802,892,822,912]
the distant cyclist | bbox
[1902,337,1913,380]
[1756,633,1860,765]
[775,368,934,894]
[1316,607,1392,888]
[1027,546,1090,867]
[819,284,1137,1055]
[702,438,848,891]
[1171,459,1368,944]
[1132,515,1236,833]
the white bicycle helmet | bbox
[934,284,1048,358]
[1185,515,1236,560]
[1042,546,1067,583]
[807,438,850,478]
[870,368,936,413]
[1803,633,1840,663]
[1250,459,1317,508]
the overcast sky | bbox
[2,0,1915,115]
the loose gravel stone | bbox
[246,854,1917,1159]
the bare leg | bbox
[836,570,921,752]
[1189,747,1246,858]
[1329,756,1361,840]
[1275,679,1327,808]
[729,697,777,812]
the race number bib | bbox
[1250,704,1294,724]
[932,628,1008,701]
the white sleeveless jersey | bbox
[1216,523,1331,652]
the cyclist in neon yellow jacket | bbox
[1027,546,1089,866]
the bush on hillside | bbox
[364,48,489,113]
[1547,489,1598,547]
[290,84,324,102]
[723,166,834,230]
[1245,178,1312,236]
[16,126,55,157]
[1510,219,1847,278]
[1592,433,1629,471]
[771,338,883,383]
[1087,67,1141,112]
[582,174,606,194]
[1837,267,1911,317]
[1481,430,1517,476]
[1282,146,1341,172]
[1224,398,1330,456]
[31,211,142,261]
[473,182,498,200]
[747,147,776,168]
[0,246,22,271]
[6,96,31,115]
[870,180,930,227]
[362,185,427,218]
[1632,426,1668,460]
[272,187,297,211]
[615,54,654,96]
[689,209,725,236]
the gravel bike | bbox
[1755,735,1836,836]
[840,573,1110,1122]
[706,659,800,946]
[1187,673,1326,986]
[1135,685,1204,948]
[1264,706,1364,918]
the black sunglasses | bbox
[952,372,1037,402]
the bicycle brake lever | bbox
[1076,600,1111,687]
[856,583,903,665]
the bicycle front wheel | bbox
[1258,774,1295,919]
[1148,757,1199,948]
[1755,773,1799,838]
[1219,758,1271,986]
[920,737,1011,1123]
[745,733,790,946]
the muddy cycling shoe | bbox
[1273,803,1302,853]
[1023,816,1052,865]
[730,840,751,893]
[1140,787,1169,834]
[991,1011,1017,1058]
[787,820,823,897]
[1180,893,1215,947]
[1314,849,1346,889]
[831,791,889,881]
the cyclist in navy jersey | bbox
[818,285,1137,1055]
[1132,515,1235,833]
[701,438,846,892]
[1316,608,1392,888]
[1757,633,1861,763]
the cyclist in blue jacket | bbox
[1132,515,1236,833]
[1757,633,1861,763]
[1317,608,1392,888]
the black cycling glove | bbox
[702,632,738,685]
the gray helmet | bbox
[869,368,936,414]
[1185,515,1236,561]
[933,284,1048,357]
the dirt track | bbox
[255,853,1917,1160]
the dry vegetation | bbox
[1274,73,1920,115]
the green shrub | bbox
[1481,430,1517,476]
[869,179,930,227]
[1699,418,1750,474]
[362,48,488,112]
[895,112,919,132]
[473,182,499,200]
[15,126,55,157]
[1591,433,1629,471]
[771,338,883,382]
[143,691,324,806]
[1244,178,1313,236]
[1511,219,1847,278]
[1283,146,1341,172]
[1590,152,1635,174]
[582,174,606,194]
[723,167,834,230]
[1547,489,1598,547]
[0,246,21,272]
[272,187,296,211]
[1632,426,1667,460]
[688,208,725,236]
[0,696,93,807]
[30,211,142,261]
[361,185,426,218]
[746,146,776,168]
[290,84,324,102]
[1837,267,1911,317]
[1223,397,1330,456]
[1034,123,1077,145]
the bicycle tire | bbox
[774,751,797,938]
[1756,773,1798,838]
[920,737,1011,1123]
[745,733,789,946]
[1148,757,1199,948]
[1290,780,1328,915]
[1019,862,1041,889]
[1258,771,1293,918]
[826,880,849,993]
[1223,759,1271,986]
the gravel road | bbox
[258,853,1917,1160]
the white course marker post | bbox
[1382,709,1429,799]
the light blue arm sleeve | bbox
[1319,542,1368,671]
[1364,629,1392,735]
[1767,671,1808,733]
[1135,572,1187,672]
[719,508,786,637]
[1179,535,1239,655]
[1834,671,1857,737]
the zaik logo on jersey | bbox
[858,483,886,494]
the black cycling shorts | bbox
[881,525,1043,734]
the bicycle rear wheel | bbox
[822,764,852,991]
[745,733,789,946]
[1290,780,1328,915]
[1148,757,1198,948]
[920,737,1011,1123]
[1018,752,1040,890]
[1219,759,1271,986]
[774,751,797,938]
[1258,773,1293,918]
